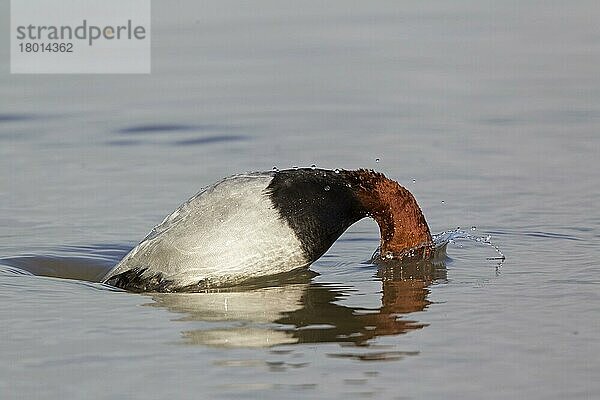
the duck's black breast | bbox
[266,169,366,262]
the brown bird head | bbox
[342,169,433,260]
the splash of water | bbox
[432,227,505,262]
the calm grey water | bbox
[1,1,599,399]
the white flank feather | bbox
[102,173,308,288]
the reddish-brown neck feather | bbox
[344,170,432,256]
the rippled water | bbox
[1,1,599,399]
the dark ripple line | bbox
[172,135,248,146]
[0,113,37,122]
[486,229,582,242]
[117,124,235,134]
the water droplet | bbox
[375,158,380,163]
[272,166,279,172]
[292,165,298,170]
[311,164,317,170]
[471,226,476,231]
[334,168,340,174]
[324,185,330,191]
[441,200,445,204]
[412,179,416,183]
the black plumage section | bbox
[105,268,208,293]
[266,169,366,262]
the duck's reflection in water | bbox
[148,259,446,348]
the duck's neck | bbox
[344,170,432,256]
